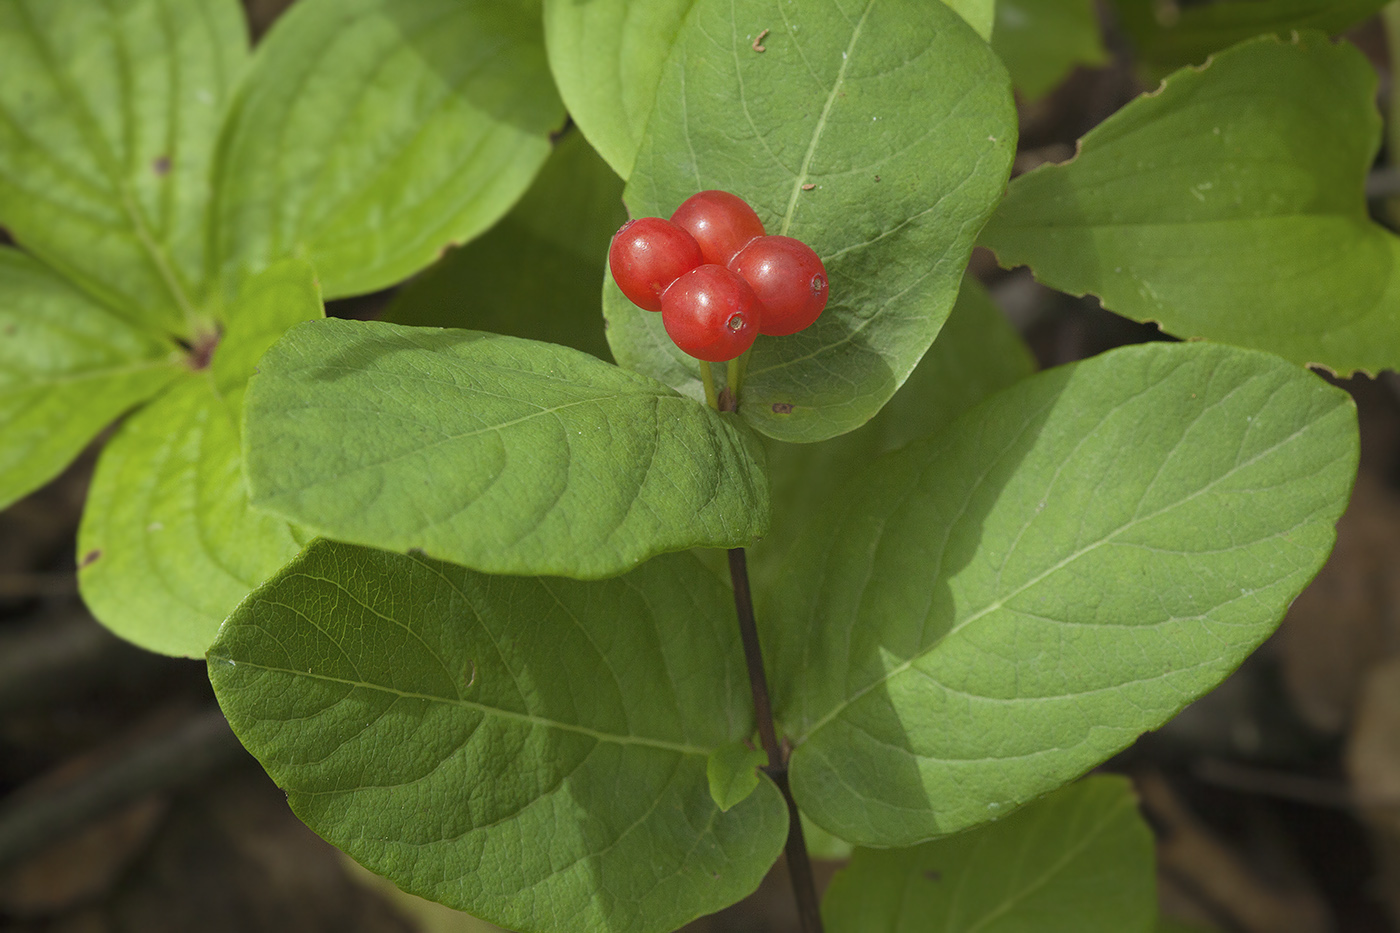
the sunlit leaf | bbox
[244,318,770,579]
[0,247,181,510]
[213,0,564,300]
[981,32,1400,376]
[0,0,247,332]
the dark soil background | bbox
[3,3,1400,931]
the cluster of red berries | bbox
[608,190,828,362]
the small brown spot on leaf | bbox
[80,549,102,568]
[751,28,769,52]
[923,869,942,882]
[152,156,171,176]
[874,175,881,182]
[771,402,794,414]
[801,183,816,191]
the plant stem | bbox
[700,360,719,409]
[726,354,745,401]
[727,548,825,933]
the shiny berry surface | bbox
[608,217,704,312]
[728,235,828,336]
[670,190,766,267]
[660,264,760,362]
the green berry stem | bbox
[700,360,719,409]
[726,348,750,404]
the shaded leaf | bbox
[707,741,767,811]
[0,0,247,332]
[385,131,624,361]
[543,0,698,179]
[604,0,1017,442]
[243,318,770,579]
[1110,0,1387,72]
[981,32,1400,377]
[208,540,789,933]
[770,341,1356,845]
[750,275,1034,594]
[823,776,1156,932]
[77,261,320,656]
[0,248,181,510]
[213,0,564,300]
[993,0,1108,100]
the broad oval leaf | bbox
[543,0,698,180]
[772,341,1356,845]
[1109,0,1387,73]
[77,260,320,657]
[980,32,1400,377]
[243,318,770,579]
[823,776,1156,932]
[213,0,564,300]
[0,0,247,332]
[385,130,625,362]
[0,248,181,510]
[992,0,1108,100]
[208,540,789,933]
[603,0,1017,442]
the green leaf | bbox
[78,376,301,656]
[212,256,324,413]
[243,318,770,579]
[77,261,320,657]
[0,248,181,510]
[1110,0,1387,72]
[208,540,789,933]
[0,0,246,334]
[213,0,564,301]
[385,131,624,361]
[993,0,1108,100]
[543,0,698,180]
[750,276,1034,594]
[770,341,1356,846]
[707,741,768,811]
[981,32,1400,377]
[943,0,995,40]
[822,776,1156,932]
[603,0,1017,442]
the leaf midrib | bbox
[11,0,200,327]
[208,654,712,756]
[954,797,1130,933]
[778,0,875,235]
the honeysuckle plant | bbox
[0,0,1390,930]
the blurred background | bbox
[3,2,1400,931]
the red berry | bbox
[660,265,760,362]
[609,217,704,312]
[670,190,766,267]
[728,235,828,336]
